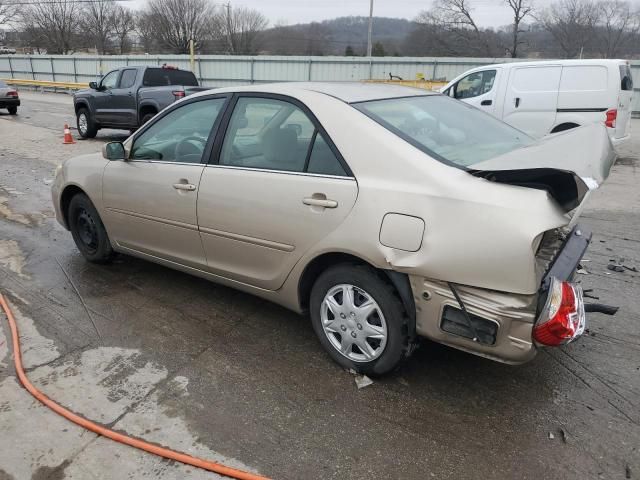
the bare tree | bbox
[113,5,136,54]
[80,0,117,54]
[20,0,83,54]
[504,0,534,57]
[217,5,268,54]
[139,0,217,54]
[540,0,598,57]
[0,0,20,27]
[415,0,496,56]
[594,0,640,57]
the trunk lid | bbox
[470,123,615,217]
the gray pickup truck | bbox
[73,65,208,138]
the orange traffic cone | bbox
[63,123,76,144]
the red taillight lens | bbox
[7,90,18,97]
[172,90,185,99]
[533,279,585,347]
[605,109,617,128]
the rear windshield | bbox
[619,65,634,91]
[142,68,198,87]
[354,95,533,168]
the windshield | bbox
[354,95,533,168]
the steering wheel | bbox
[174,136,207,162]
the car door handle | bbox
[303,197,338,208]
[515,97,520,108]
[481,99,492,106]
[173,183,196,191]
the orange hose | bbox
[0,293,271,480]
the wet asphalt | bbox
[0,91,639,479]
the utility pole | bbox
[225,2,234,54]
[366,0,374,57]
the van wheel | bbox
[310,264,413,376]
[7,106,17,115]
[68,193,113,263]
[77,108,98,138]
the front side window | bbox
[119,69,137,89]
[355,95,533,168]
[220,97,319,173]
[455,70,496,99]
[130,98,226,163]
[100,70,119,90]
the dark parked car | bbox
[73,65,208,138]
[0,80,19,115]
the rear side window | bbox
[620,65,634,91]
[307,133,347,176]
[142,68,198,87]
[119,69,137,89]
[0,80,6,88]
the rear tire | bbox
[68,193,113,263]
[310,264,413,376]
[77,108,98,139]
[141,112,156,126]
[7,106,17,115]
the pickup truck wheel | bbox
[7,106,17,115]
[310,264,412,376]
[68,193,113,263]
[141,112,156,125]
[77,108,97,139]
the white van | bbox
[442,60,633,148]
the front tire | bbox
[76,108,98,139]
[7,106,17,115]
[310,264,413,376]
[68,193,113,263]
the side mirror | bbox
[102,142,127,161]
[89,81,98,90]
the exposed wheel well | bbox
[75,102,89,115]
[298,253,416,331]
[60,185,86,229]
[551,122,580,133]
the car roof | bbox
[204,82,435,103]
[472,59,628,71]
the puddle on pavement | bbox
[0,240,29,278]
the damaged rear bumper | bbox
[409,225,591,364]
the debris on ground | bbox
[576,265,589,275]
[548,432,555,439]
[607,264,625,273]
[560,429,568,444]
[355,375,374,389]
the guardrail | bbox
[1,78,87,90]
[366,79,448,91]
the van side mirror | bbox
[89,81,98,90]
[102,142,127,161]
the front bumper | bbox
[0,98,20,108]
[409,225,591,364]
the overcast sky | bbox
[125,0,558,29]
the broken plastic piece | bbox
[355,375,373,389]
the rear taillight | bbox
[605,109,617,128]
[7,90,18,97]
[533,278,585,346]
[172,90,185,100]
